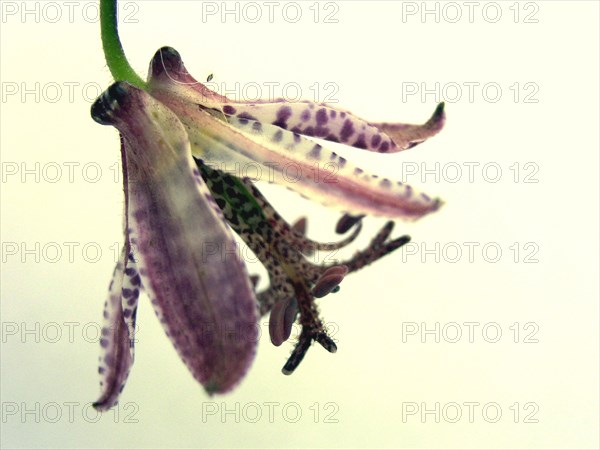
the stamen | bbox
[269,297,298,346]
[336,214,364,234]
[312,265,348,298]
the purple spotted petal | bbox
[147,48,443,221]
[147,46,228,105]
[215,101,444,153]
[177,106,442,219]
[91,82,259,396]
[147,47,445,153]
[94,248,133,411]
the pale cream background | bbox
[1,1,598,448]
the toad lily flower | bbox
[90,47,446,410]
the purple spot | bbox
[325,134,339,143]
[371,134,382,147]
[340,111,346,118]
[272,130,283,142]
[330,110,337,119]
[223,105,236,115]
[98,366,106,374]
[309,144,322,160]
[340,119,355,142]
[315,126,329,138]
[421,193,431,201]
[102,327,110,336]
[128,290,139,304]
[272,106,292,129]
[353,134,367,149]
[290,126,302,133]
[354,168,363,175]
[338,157,347,168]
[300,109,311,121]
[293,133,302,144]
[303,126,315,136]
[378,141,390,153]
[122,288,132,298]
[316,108,328,126]
[238,112,258,121]
[252,121,262,132]
[123,309,132,318]
[100,338,109,348]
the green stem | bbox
[100,0,146,89]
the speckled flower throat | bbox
[90,0,445,411]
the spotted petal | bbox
[217,101,444,153]
[148,47,445,153]
[93,248,133,411]
[91,82,259,397]
[147,51,442,220]
[173,105,441,219]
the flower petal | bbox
[91,82,259,394]
[93,248,133,411]
[148,52,442,219]
[147,46,228,105]
[215,101,444,153]
[229,115,443,219]
[147,47,445,153]
[178,107,442,219]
